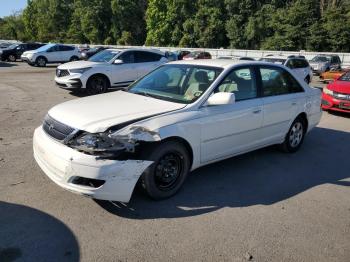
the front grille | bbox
[43,114,75,141]
[56,69,70,77]
[333,92,350,101]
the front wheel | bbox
[141,141,190,200]
[279,117,306,153]
[86,75,109,95]
[36,56,47,67]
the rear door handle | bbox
[291,102,297,106]
[252,109,262,114]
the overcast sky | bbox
[0,0,27,18]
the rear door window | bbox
[135,51,163,63]
[119,51,135,63]
[259,66,304,96]
[60,45,74,51]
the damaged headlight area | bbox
[66,127,161,159]
[67,132,136,158]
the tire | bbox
[279,117,306,153]
[140,141,190,200]
[36,56,47,67]
[304,76,310,84]
[86,75,109,95]
[70,56,79,62]
[8,55,16,62]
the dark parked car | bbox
[176,50,191,60]
[0,43,44,62]
[80,46,107,60]
[183,51,212,60]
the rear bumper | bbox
[321,93,350,113]
[33,126,153,202]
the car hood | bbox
[328,81,350,94]
[48,91,186,133]
[58,60,106,69]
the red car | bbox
[322,71,350,113]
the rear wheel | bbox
[141,141,190,200]
[86,75,109,95]
[70,56,79,62]
[279,117,306,153]
[8,55,16,62]
[36,56,47,67]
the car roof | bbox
[105,48,166,55]
[169,59,279,69]
[262,55,287,60]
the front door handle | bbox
[252,109,262,114]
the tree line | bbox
[0,0,349,52]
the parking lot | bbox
[0,62,349,262]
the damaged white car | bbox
[33,60,322,202]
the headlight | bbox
[68,132,133,156]
[323,86,333,96]
[69,67,91,74]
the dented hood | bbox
[48,91,185,133]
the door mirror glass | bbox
[206,92,235,106]
[113,59,124,64]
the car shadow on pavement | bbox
[96,127,350,219]
[0,62,18,67]
[326,110,350,119]
[0,202,79,262]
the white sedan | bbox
[33,60,322,202]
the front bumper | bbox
[21,56,35,64]
[33,126,153,202]
[321,93,350,113]
[55,75,84,89]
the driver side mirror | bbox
[206,92,235,106]
[113,59,123,65]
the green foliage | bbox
[0,0,349,52]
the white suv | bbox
[21,43,80,67]
[259,55,313,84]
[55,48,168,94]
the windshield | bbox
[311,56,330,63]
[129,64,223,104]
[89,49,120,63]
[35,44,55,52]
[259,58,286,64]
[7,44,19,49]
[186,51,201,58]
[338,72,350,82]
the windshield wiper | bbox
[132,91,172,100]
[132,91,152,98]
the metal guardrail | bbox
[100,45,350,67]
[2,39,350,66]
